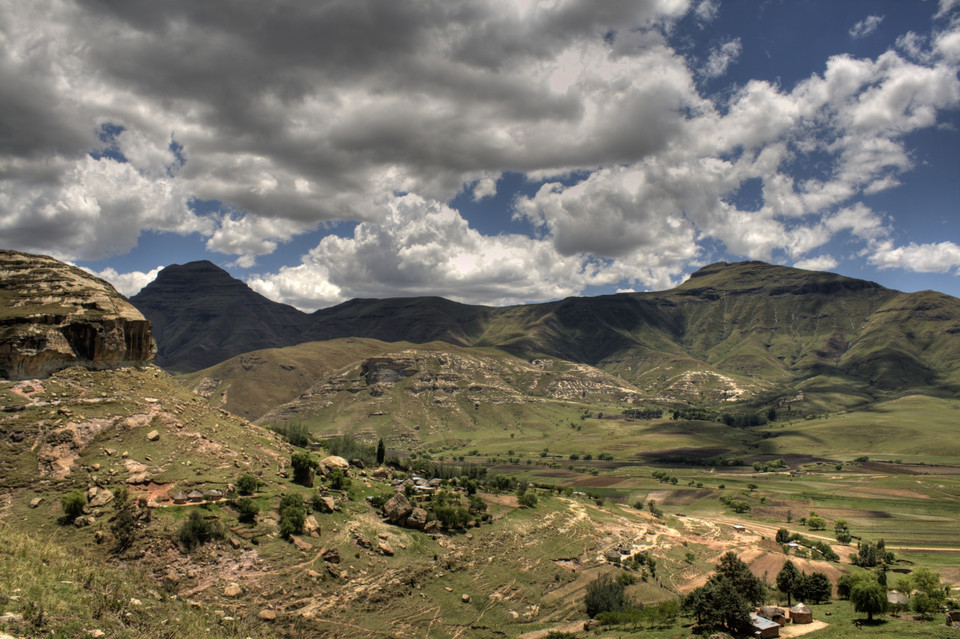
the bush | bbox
[236,498,259,524]
[111,505,137,552]
[279,493,306,539]
[270,421,312,448]
[327,467,351,491]
[585,574,630,618]
[177,510,224,551]
[60,490,87,521]
[518,492,538,508]
[236,473,260,495]
[291,452,315,487]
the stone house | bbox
[749,613,781,638]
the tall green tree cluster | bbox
[683,552,765,633]
[775,561,832,605]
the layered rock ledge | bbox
[0,250,156,380]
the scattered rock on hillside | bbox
[320,455,350,472]
[258,609,277,621]
[316,496,337,513]
[223,583,242,598]
[378,540,394,556]
[382,493,413,524]
[146,430,159,441]
[28,497,43,508]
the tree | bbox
[376,438,385,466]
[237,473,259,495]
[585,574,629,618]
[715,552,765,606]
[776,560,800,606]
[834,519,852,544]
[683,576,752,633]
[776,527,791,544]
[236,497,259,524]
[177,510,224,551]
[60,490,87,521]
[327,467,351,491]
[278,493,306,539]
[110,505,137,552]
[850,580,886,621]
[801,572,833,604]
[291,452,315,487]
[807,514,826,531]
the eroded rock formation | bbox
[0,250,156,380]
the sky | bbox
[1,0,959,311]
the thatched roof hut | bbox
[790,603,813,624]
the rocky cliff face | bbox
[0,250,156,380]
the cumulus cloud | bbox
[84,265,165,298]
[1,1,958,305]
[247,193,628,311]
[850,15,885,39]
[794,255,839,271]
[703,38,743,78]
[868,240,960,273]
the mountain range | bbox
[130,260,960,421]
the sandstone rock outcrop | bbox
[0,250,156,380]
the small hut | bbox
[790,603,813,624]
[203,489,223,501]
[758,606,788,626]
[172,492,188,505]
[733,524,747,533]
[749,614,781,638]
[187,490,204,503]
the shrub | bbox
[291,452,315,487]
[60,490,87,521]
[327,467,351,491]
[270,421,312,448]
[110,505,137,552]
[279,493,306,539]
[236,473,260,495]
[585,574,630,618]
[518,492,538,508]
[236,498,259,524]
[177,510,224,551]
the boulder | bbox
[146,430,159,441]
[316,496,337,513]
[28,497,43,508]
[258,609,277,622]
[322,548,340,564]
[320,455,350,472]
[461,594,471,603]
[382,493,414,523]
[223,584,242,598]
[304,515,320,535]
[406,507,428,530]
[378,540,394,556]
[89,489,114,508]
[372,466,391,479]
[291,536,312,552]
[350,459,365,469]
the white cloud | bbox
[850,15,885,39]
[868,240,960,273]
[247,193,629,311]
[935,0,960,20]
[0,1,958,306]
[703,38,742,78]
[794,255,839,271]
[83,265,164,298]
[694,0,720,24]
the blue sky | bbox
[1,0,959,309]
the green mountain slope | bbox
[134,260,960,408]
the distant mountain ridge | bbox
[130,260,960,405]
